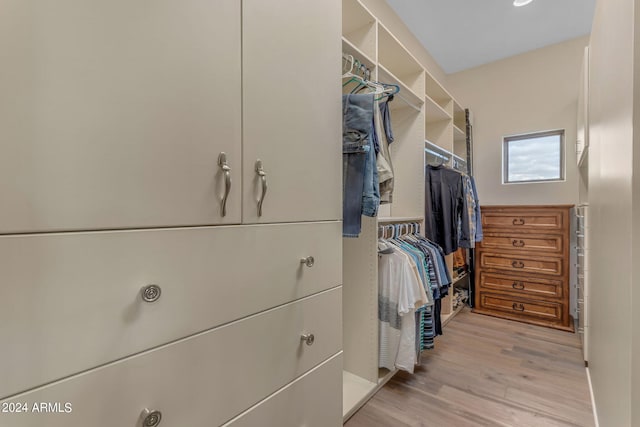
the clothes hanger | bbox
[378,225,396,254]
[342,58,366,89]
[341,54,354,78]
[374,83,400,101]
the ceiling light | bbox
[513,0,533,6]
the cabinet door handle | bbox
[512,260,525,268]
[255,159,268,217]
[512,218,525,226]
[512,282,525,290]
[512,239,525,247]
[512,303,525,311]
[218,152,231,217]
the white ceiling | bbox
[385,0,596,74]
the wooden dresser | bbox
[474,205,574,332]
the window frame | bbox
[502,129,565,184]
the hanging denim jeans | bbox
[342,93,378,237]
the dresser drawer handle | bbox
[512,303,525,312]
[140,408,162,427]
[511,260,525,268]
[512,282,525,290]
[301,333,315,346]
[512,218,525,226]
[141,285,162,303]
[512,239,525,247]
[300,256,315,267]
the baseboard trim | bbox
[586,367,599,427]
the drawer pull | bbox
[255,159,268,217]
[141,285,162,303]
[512,218,525,226]
[512,282,525,290]
[301,333,315,346]
[511,260,525,268]
[512,303,525,312]
[512,239,525,247]
[218,152,232,217]
[300,256,315,267]
[140,408,162,427]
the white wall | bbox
[588,0,636,425]
[632,1,640,425]
[447,37,588,206]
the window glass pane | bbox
[506,133,562,182]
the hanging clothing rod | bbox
[425,140,452,156]
[378,221,422,238]
[378,216,424,223]
[424,148,450,160]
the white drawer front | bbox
[0,222,341,399]
[223,353,343,427]
[0,287,342,426]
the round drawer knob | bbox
[300,256,315,268]
[301,333,315,346]
[141,285,162,303]
[141,408,162,427]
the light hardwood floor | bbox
[345,308,594,427]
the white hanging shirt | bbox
[378,248,427,373]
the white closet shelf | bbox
[378,64,423,109]
[442,303,465,327]
[342,368,399,422]
[342,0,376,37]
[451,272,469,285]
[342,37,375,69]
[343,371,377,420]
[453,101,466,130]
[425,72,453,107]
[453,124,466,142]
[426,95,452,122]
[377,23,423,79]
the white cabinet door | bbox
[242,0,342,223]
[0,0,241,233]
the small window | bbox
[503,130,565,184]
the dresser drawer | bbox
[480,233,563,255]
[479,252,563,276]
[223,353,342,427]
[0,221,341,399]
[478,272,563,299]
[0,288,342,426]
[482,209,565,232]
[478,292,562,322]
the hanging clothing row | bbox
[424,163,483,255]
[377,223,451,374]
[342,53,398,237]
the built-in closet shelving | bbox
[341,0,470,420]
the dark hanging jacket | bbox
[424,165,465,255]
